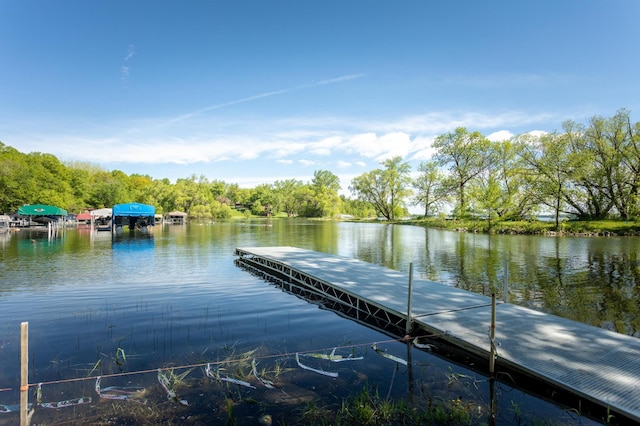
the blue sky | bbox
[1,1,639,193]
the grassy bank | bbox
[227,210,640,236]
[396,217,640,236]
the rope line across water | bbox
[0,331,448,392]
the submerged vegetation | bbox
[3,342,596,425]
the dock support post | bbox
[20,321,32,426]
[489,293,496,377]
[405,263,414,336]
[503,257,509,302]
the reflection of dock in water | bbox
[235,246,640,424]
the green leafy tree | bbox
[27,152,75,207]
[433,128,493,218]
[128,174,154,204]
[469,173,502,228]
[188,204,212,220]
[340,195,376,218]
[307,170,342,217]
[226,185,253,209]
[349,156,411,220]
[210,199,231,219]
[273,179,304,216]
[491,139,534,220]
[0,142,32,212]
[251,184,277,216]
[580,110,640,219]
[88,171,130,208]
[138,178,176,214]
[521,132,580,229]
[209,180,226,200]
[174,175,213,214]
[412,160,449,217]
[251,200,265,216]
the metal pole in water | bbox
[405,263,414,336]
[489,293,496,377]
[503,256,509,303]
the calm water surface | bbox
[2,220,632,424]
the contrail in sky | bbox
[168,73,365,124]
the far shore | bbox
[375,217,640,237]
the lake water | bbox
[1,220,631,425]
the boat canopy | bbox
[112,203,155,217]
[166,211,187,217]
[18,204,68,216]
[90,208,112,217]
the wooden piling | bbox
[20,322,29,426]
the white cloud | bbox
[298,159,315,166]
[124,44,136,61]
[377,111,555,134]
[486,130,514,141]
[374,132,412,161]
[120,45,136,82]
[6,108,561,171]
[167,74,366,124]
[409,135,436,161]
[340,133,375,156]
[527,130,548,138]
[308,136,342,155]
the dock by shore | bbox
[235,246,640,423]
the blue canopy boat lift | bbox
[111,202,156,235]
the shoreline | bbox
[375,217,640,237]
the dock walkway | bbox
[235,246,640,423]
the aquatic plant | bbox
[334,385,477,425]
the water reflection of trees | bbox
[323,222,640,337]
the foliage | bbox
[2,109,639,225]
[340,196,377,219]
[349,156,412,220]
[412,160,449,217]
[335,385,473,425]
[433,127,493,218]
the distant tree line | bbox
[349,109,640,228]
[1,109,637,225]
[0,143,353,219]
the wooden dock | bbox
[235,246,640,423]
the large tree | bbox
[349,156,411,220]
[520,132,581,229]
[472,139,533,220]
[580,110,640,219]
[412,160,448,217]
[273,179,305,217]
[432,128,493,218]
[0,142,32,213]
[308,170,342,217]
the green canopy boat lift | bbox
[17,204,69,236]
[17,204,68,220]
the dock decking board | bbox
[234,246,640,422]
